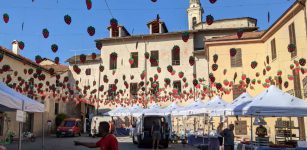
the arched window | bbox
[192,17,197,28]
[109,54,117,70]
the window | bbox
[233,84,244,99]
[130,83,138,98]
[230,48,242,67]
[55,103,59,115]
[151,51,159,67]
[192,17,197,29]
[108,84,116,100]
[293,70,302,98]
[112,27,119,37]
[172,48,180,66]
[303,76,307,98]
[151,82,159,95]
[271,39,277,60]
[173,81,182,94]
[131,52,138,68]
[151,21,160,34]
[109,54,117,70]
[85,68,91,75]
[289,23,297,58]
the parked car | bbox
[56,118,81,137]
[90,116,112,137]
[132,115,171,148]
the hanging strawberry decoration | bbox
[212,64,218,71]
[206,15,214,25]
[223,69,227,75]
[110,18,118,29]
[237,29,244,39]
[241,74,247,80]
[223,79,229,86]
[91,53,96,60]
[251,79,256,85]
[209,0,217,4]
[251,61,258,69]
[0,54,3,63]
[96,42,102,50]
[2,65,11,72]
[216,83,222,90]
[288,44,296,53]
[99,65,104,72]
[193,79,198,87]
[288,75,294,80]
[189,56,195,66]
[3,13,9,23]
[18,41,25,50]
[284,81,289,88]
[230,48,237,57]
[182,32,189,42]
[182,77,187,83]
[154,74,158,81]
[171,70,176,76]
[266,66,271,71]
[290,64,295,70]
[167,65,173,73]
[64,15,72,25]
[51,44,58,53]
[157,67,161,73]
[299,58,306,66]
[212,54,218,63]
[86,0,92,10]
[277,70,282,76]
[110,52,118,60]
[151,0,157,2]
[80,54,86,63]
[164,78,171,85]
[129,57,134,65]
[87,26,95,36]
[54,57,60,64]
[42,28,49,38]
[178,71,184,78]
[294,60,300,66]
[144,52,150,59]
[28,68,34,75]
[35,55,42,64]
[49,68,55,75]
[209,73,216,83]
[150,55,157,65]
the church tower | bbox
[187,0,204,30]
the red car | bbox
[56,118,81,137]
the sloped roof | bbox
[205,31,265,42]
[42,64,69,74]
[65,54,102,64]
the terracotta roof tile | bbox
[65,54,101,64]
[42,64,69,74]
[205,31,265,42]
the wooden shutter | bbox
[173,81,182,94]
[231,48,242,67]
[271,39,277,60]
[233,84,244,99]
[130,83,138,98]
[293,70,302,98]
[172,49,180,65]
[85,68,91,75]
[289,23,297,58]
[109,55,117,70]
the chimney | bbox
[108,25,130,38]
[12,40,20,55]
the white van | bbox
[90,116,112,137]
[132,114,172,148]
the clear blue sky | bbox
[0,0,294,64]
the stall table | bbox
[187,135,219,150]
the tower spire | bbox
[187,0,203,30]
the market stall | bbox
[235,86,307,150]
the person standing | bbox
[221,124,235,150]
[151,121,161,149]
[74,121,118,150]
[217,123,224,150]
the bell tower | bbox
[187,0,204,30]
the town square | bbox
[0,0,307,150]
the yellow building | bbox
[205,0,307,142]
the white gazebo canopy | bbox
[106,107,130,117]
[142,103,163,116]
[203,96,230,116]
[129,105,144,117]
[240,86,307,117]
[225,93,253,116]
[162,102,181,115]
[0,82,44,112]
[172,99,207,116]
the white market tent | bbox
[0,82,45,150]
[105,106,130,117]
[203,96,230,117]
[240,86,307,117]
[162,102,181,115]
[0,82,44,112]
[142,103,163,116]
[225,93,253,116]
[172,99,207,116]
[129,105,144,117]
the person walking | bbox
[220,124,235,150]
[74,121,118,150]
[217,123,224,150]
[151,121,161,149]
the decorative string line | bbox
[0,1,289,11]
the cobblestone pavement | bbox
[5,135,198,150]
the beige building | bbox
[205,0,307,142]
